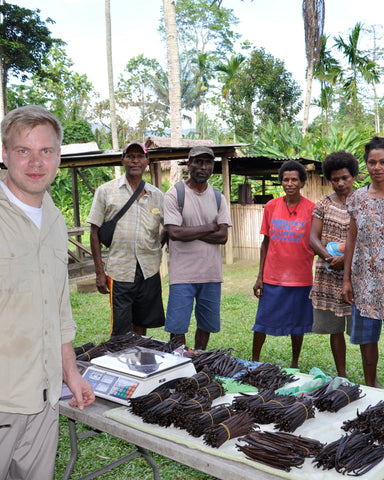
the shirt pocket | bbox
[0,251,34,295]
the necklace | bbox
[284,196,301,216]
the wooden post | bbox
[221,155,233,265]
[70,167,84,274]
[149,161,162,189]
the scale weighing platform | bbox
[83,347,196,405]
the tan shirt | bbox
[0,188,76,414]
[87,175,164,282]
[164,182,232,285]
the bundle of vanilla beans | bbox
[74,342,94,356]
[190,349,244,377]
[313,430,384,476]
[274,397,316,432]
[237,431,323,472]
[314,384,364,412]
[233,389,276,411]
[142,392,187,426]
[251,394,296,424]
[198,380,226,402]
[238,363,296,390]
[185,404,235,437]
[175,368,214,397]
[129,385,171,417]
[203,411,256,448]
[171,394,213,429]
[342,400,384,443]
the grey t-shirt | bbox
[164,182,232,285]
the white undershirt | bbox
[0,179,43,229]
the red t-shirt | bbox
[261,196,315,286]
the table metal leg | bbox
[62,418,160,480]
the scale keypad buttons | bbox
[83,368,138,402]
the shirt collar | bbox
[118,175,150,195]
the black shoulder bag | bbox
[98,180,145,248]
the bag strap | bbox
[175,180,221,214]
[174,181,185,213]
[213,188,222,211]
[113,179,145,223]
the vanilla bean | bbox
[171,394,213,429]
[142,393,186,426]
[314,384,364,412]
[313,431,384,475]
[190,349,244,377]
[199,380,226,401]
[238,363,296,390]
[174,368,213,397]
[203,411,256,448]
[129,385,171,417]
[342,401,384,443]
[237,431,323,471]
[185,404,235,437]
[274,397,315,432]
[233,389,275,412]
[251,395,296,424]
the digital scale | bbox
[83,346,196,405]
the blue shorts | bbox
[165,283,221,334]
[350,306,382,345]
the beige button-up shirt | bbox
[0,188,76,414]
[87,175,164,282]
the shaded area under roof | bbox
[58,143,246,169]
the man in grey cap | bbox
[164,146,232,349]
[88,141,165,337]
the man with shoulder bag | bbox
[88,142,166,337]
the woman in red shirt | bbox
[252,160,315,368]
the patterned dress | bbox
[310,194,351,317]
[348,188,384,320]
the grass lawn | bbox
[55,259,383,479]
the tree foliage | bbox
[0,3,62,110]
[334,22,380,126]
[8,46,95,124]
[221,48,303,138]
[116,54,169,140]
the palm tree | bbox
[215,54,245,102]
[301,0,325,136]
[215,54,245,141]
[313,35,342,135]
[334,22,380,126]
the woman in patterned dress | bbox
[309,151,359,378]
[343,137,384,387]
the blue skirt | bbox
[252,283,313,336]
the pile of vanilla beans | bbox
[238,362,296,390]
[77,337,384,475]
[190,348,245,377]
[75,333,181,362]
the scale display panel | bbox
[83,347,196,403]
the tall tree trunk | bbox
[302,0,325,137]
[105,0,121,177]
[163,0,183,186]
[302,61,314,136]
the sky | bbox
[14,0,384,106]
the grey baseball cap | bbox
[188,146,215,160]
